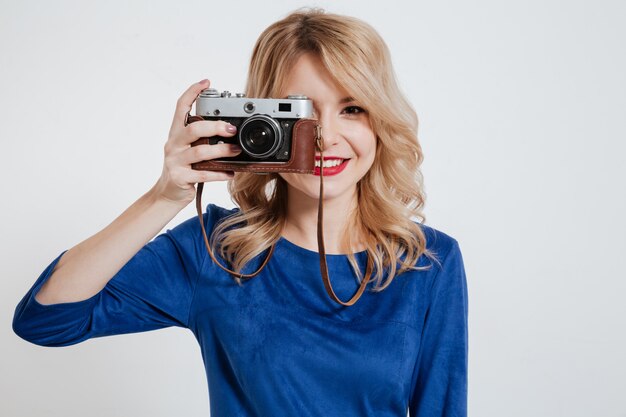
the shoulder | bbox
[416,223,466,297]
[415,222,461,265]
[204,203,240,225]
[163,203,240,241]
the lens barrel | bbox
[239,115,283,158]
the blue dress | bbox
[13,204,468,417]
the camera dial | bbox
[202,88,221,98]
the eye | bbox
[342,106,366,115]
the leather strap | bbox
[314,132,374,306]
[193,127,373,306]
[195,182,275,279]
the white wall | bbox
[2,1,625,416]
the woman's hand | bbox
[152,79,242,205]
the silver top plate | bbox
[196,89,313,119]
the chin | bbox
[280,174,356,202]
[306,185,352,201]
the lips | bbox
[313,157,350,176]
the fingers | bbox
[186,169,236,183]
[177,142,243,166]
[161,142,241,191]
[175,142,241,185]
[179,119,238,146]
[163,80,243,186]
[170,79,210,132]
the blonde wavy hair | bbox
[210,7,433,291]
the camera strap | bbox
[194,130,374,306]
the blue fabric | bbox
[13,203,468,417]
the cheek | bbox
[353,131,377,163]
[278,172,304,188]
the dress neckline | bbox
[277,236,368,258]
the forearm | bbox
[35,183,189,305]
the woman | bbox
[13,8,468,417]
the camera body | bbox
[189,88,318,174]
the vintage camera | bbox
[188,88,318,174]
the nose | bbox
[317,113,340,149]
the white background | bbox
[2,1,625,416]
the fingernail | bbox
[230,144,242,153]
[198,79,209,85]
[226,124,237,133]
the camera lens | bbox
[239,115,283,158]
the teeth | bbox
[315,159,345,168]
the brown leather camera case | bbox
[186,115,317,174]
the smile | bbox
[313,158,350,176]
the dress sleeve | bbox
[12,211,210,347]
[409,240,469,417]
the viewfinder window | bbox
[279,103,291,112]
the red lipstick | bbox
[313,157,350,176]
